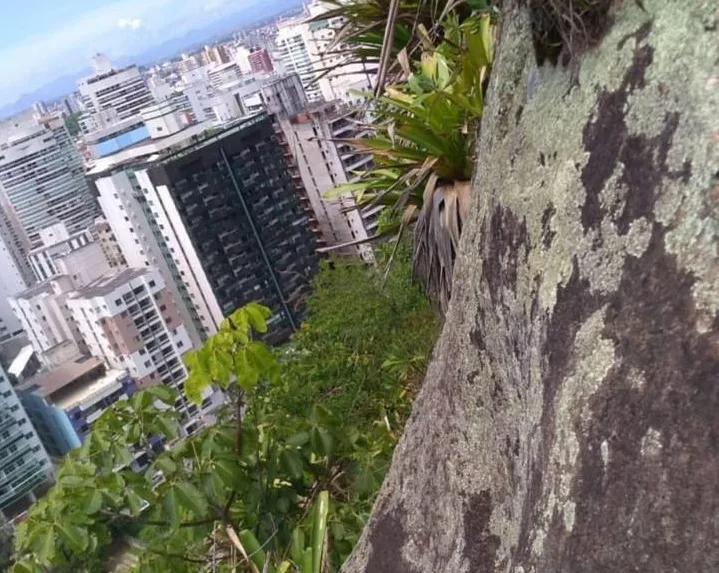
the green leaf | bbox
[144,384,177,405]
[214,459,238,488]
[155,414,179,439]
[175,481,208,516]
[238,529,266,571]
[279,449,304,481]
[31,524,55,565]
[244,302,271,334]
[153,455,177,476]
[311,492,329,573]
[56,522,89,553]
[58,474,90,488]
[310,427,334,457]
[291,527,305,566]
[11,561,43,573]
[81,489,103,515]
[126,490,147,516]
[202,471,226,504]
[286,431,310,447]
[161,486,181,527]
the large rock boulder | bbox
[343,1,719,571]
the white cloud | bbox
[117,18,143,30]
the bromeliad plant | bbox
[327,13,494,310]
[309,0,493,95]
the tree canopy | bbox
[11,248,438,572]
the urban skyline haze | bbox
[0,0,301,113]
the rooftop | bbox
[16,356,104,398]
[69,267,150,299]
[53,367,128,411]
[159,112,268,164]
[86,120,212,176]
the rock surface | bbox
[342,1,719,571]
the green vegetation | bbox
[0,517,13,571]
[63,112,82,138]
[317,2,496,310]
[11,250,439,572]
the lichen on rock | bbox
[342,0,719,571]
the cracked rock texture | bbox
[342,0,719,571]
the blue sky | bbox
[0,0,240,106]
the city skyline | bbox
[0,0,303,114]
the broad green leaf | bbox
[31,524,55,565]
[244,302,271,333]
[58,474,89,488]
[279,449,304,481]
[214,459,238,488]
[286,431,310,447]
[155,414,179,439]
[126,490,147,516]
[144,384,177,405]
[175,481,208,516]
[153,455,177,475]
[56,522,89,553]
[161,486,181,527]
[11,561,43,573]
[310,427,334,457]
[81,489,103,515]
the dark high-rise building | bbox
[93,113,320,343]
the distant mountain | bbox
[0,0,304,119]
[0,71,89,118]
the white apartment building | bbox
[0,113,98,249]
[261,73,309,117]
[305,0,374,104]
[66,268,218,433]
[91,218,127,271]
[27,223,111,284]
[0,364,52,517]
[276,18,323,102]
[93,166,219,343]
[8,276,87,366]
[0,232,27,343]
[208,62,243,90]
[277,102,373,261]
[78,55,155,132]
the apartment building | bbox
[15,356,136,457]
[91,218,127,271]
[276,102,373,261]
[0,112,98,249]
[77,55,155,132]
[275,18,323,102]
[65,268,217,434]
[0,233,27,344]
[248,47,274,74]
[92,113,319,343]
[27,223,111,284]
[8,277,88,367]
[304,0,374,104]
[0,364,51,517]
[208,62,244,90]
